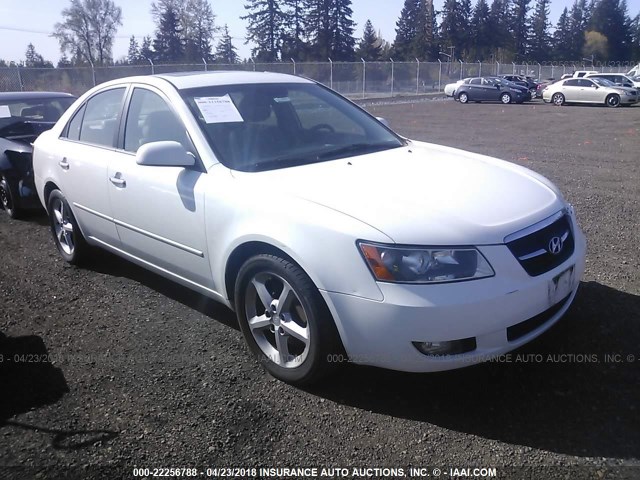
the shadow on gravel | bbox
[0,334,69,421]
[310,281,640,460]
[85,249,239,330]
[2,420,118,450]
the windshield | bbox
[0,96,76,132]
[181,82,404,172]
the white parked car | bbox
[33,72,586,385]
[543,77,638,107]
[443,78,467,97]
[585,72,640,89]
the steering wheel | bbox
[309,123,335,134]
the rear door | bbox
[56,87,126,247]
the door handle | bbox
[58,158,69,170]
[109,175,126,188]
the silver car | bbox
[543,77,638,107]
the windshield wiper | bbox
[315,142,399,161]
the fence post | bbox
[250,58,255,71]
[537,62,541,79]
[16,64,24,91]
[496,61,500,76]
[203,57,207,71]
[438,59,442,92]
[415,58,420,94]
[478,60,481,77]
[146,57,154,75]
[291,58,296,75]
[512,62,516,74]
[328,58,333,90]
[459,59,463,80]
[361,58,366,99]
[89,59,96,86]
[390,58,395,97]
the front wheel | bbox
[458,92,469,104]
[552,93,565,106]
[605,94,620,108]
[47,189,88,264]
[500,92,512,104]
[0,176,22,219]
[234,254,342,385]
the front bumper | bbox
[321,218,586,372]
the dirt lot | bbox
[1,99,639,480]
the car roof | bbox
[0,91,76,101]
[154,71,314,90]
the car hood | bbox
[232,142,564,245]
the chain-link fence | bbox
[1,60,636,98]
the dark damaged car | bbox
[0,92,76,218]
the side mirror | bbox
[376,117,390,128]
[136,141,195,167]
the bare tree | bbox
[53,0,122,65]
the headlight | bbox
[358,242,494,284]
[625,91,634,96]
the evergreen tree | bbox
[242,0,286,61]
[392,0,420,60]
[356,20,383,60]
[553,7,572,59]
[589,0,632,60]
[487,0,512,60]
[304,0,356,61]
[470,0,491,60]
[414,0,437,60]
[529,0,551,60]
[439,0,470,59]
[567,0,590,59]
[631,13,640,61]
[140,36,154,61]
[510,0,531,60]
[215,24,240,63]
[153,5,184,62]
[331,0,356,60]
[281,0,308,60]
[24,43,51,67]
[127,35,141,64]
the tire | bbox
[0,176,22,219]
[47,189,88,265]
[552,93,565,106]
[500,92,512,104]
[458,92,469,104]
[234,254,342,385]
[605,94,620,108]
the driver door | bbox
[107,86,213,289]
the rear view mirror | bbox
[136,141,195,167]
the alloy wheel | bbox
[51,197,76,255]
[244,271,311,368]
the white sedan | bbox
[33,72,586,385]
[543,77,638,107]
[443,78,468,97]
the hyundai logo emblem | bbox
[548,236,563,255]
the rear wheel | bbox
[500,92,512,104]
[235,254,342,385]
[605,94,620,108]
[552,93,565,106]
[0,176,21,219]
[47,189,88,264]
[458,92,469,104]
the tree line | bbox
[2,0,639,69]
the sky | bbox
[0,0,636,65]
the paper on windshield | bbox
[194,95,243,123]
[0,105,11,118]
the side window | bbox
[78,88,125,147]
[564,79,580,87]
[579,79,595,87]
[469,78,482,85]
[65,104,86,141]
[124,88,188,153]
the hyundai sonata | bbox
[33,72,586,385]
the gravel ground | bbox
[1,98,639,480]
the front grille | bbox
[507,293,571,341]
[505,211,575,276]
